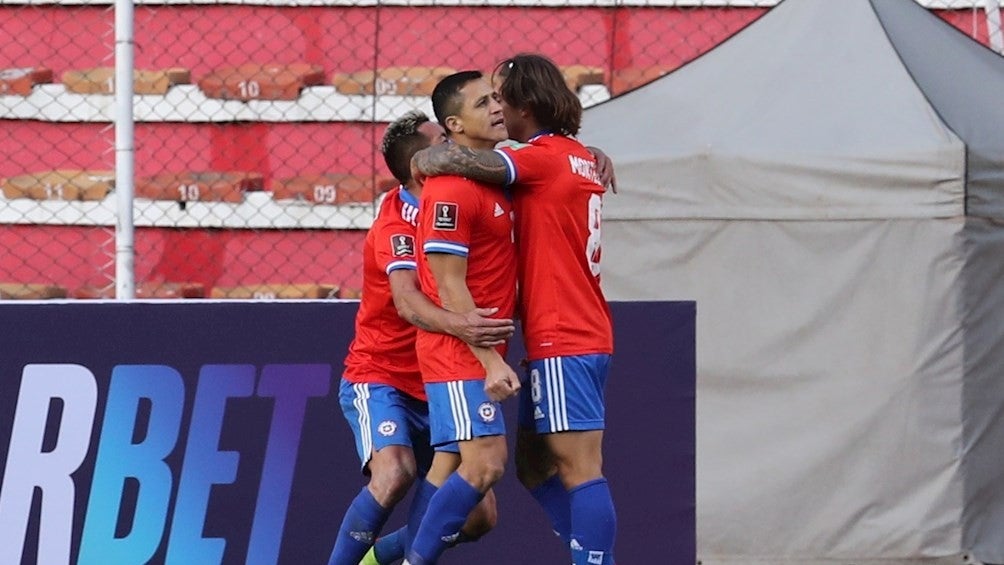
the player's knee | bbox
[479,459,507,486]
[368,462,417,505]
[553,457,604,488]
[460,458,506,491]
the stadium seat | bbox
[72,281,205,299]
[610,66,672,95]
[331,66,456,96]
[0,67,53,96]
[0,283,68,300]
[135,171,264,203]
[210,283,341,299]
[560,64,606,92]
[137,282,206,298]
[70,285,113,299]
[198,63,325,101]
[61,67,191,95]
[1,170,114,201]
[338,287,361,299]
[270,173,396,205]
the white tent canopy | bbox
[580,0,1004,562]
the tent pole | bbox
[984,0,1004,54]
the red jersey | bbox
[496,134,614,360]
[342,185,426,401]
[415,175,517,383]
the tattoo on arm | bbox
[417,142,508,185]
[408,313,434,332]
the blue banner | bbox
[0,300,694,564]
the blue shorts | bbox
[518,354,611,434]
[425,379,506,447]
[339,379,458,474]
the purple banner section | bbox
[0,300,694,565]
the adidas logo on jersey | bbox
[534,407,545,420]
[493,202,505,217]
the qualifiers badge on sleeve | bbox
[433,202,458,231]
[390,234,415,257]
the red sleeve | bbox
[497,143,554,186]
[373,218,417,275]
[421,177,482,258]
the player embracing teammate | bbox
[410,53,617,565]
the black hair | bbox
[431,70,484,134]
[381,110,433,184]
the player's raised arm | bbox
[388,268,514,347]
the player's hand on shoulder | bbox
[586,146,617,194]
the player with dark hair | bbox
[327,110,510,565]
[401,71,519,565]
[410,53,618,565]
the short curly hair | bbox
[381,110,434,184]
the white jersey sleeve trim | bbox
[424,240,470,257]
[386,260,417,273]
[494,148,517,187]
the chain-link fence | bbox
[0,0,1000,300]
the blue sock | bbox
[529,474,571,543]
[327,487,391,565]
[404,479,438,553]
[373,527,406,563]
[568,478,617,565]
[406,473,483,564]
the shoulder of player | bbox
[508,135,590,163]
[370,211,412,237]
[375,185,410,215]
[373,197,417,231]
[423,175,492,196]
[547,134,593,156]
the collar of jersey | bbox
[528,130,554,142]
[399,185,420,208]
[395,184,419,208]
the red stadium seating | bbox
[73,281,206,299]
[560,65,606,92]
[0,66,53,96]
[210,283,342,299]
[331,66,456,97]
[270,173,396,205]
[136,171,264,203]
[610,66,673,95]
[62,67,191,95]
[338,287,362,299]
[198,63,325,101]
[0,283,68,299]
[1,170,114,201]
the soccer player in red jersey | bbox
[328,110,512,565]
[410,53,618,565]
[402,71,520,565]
